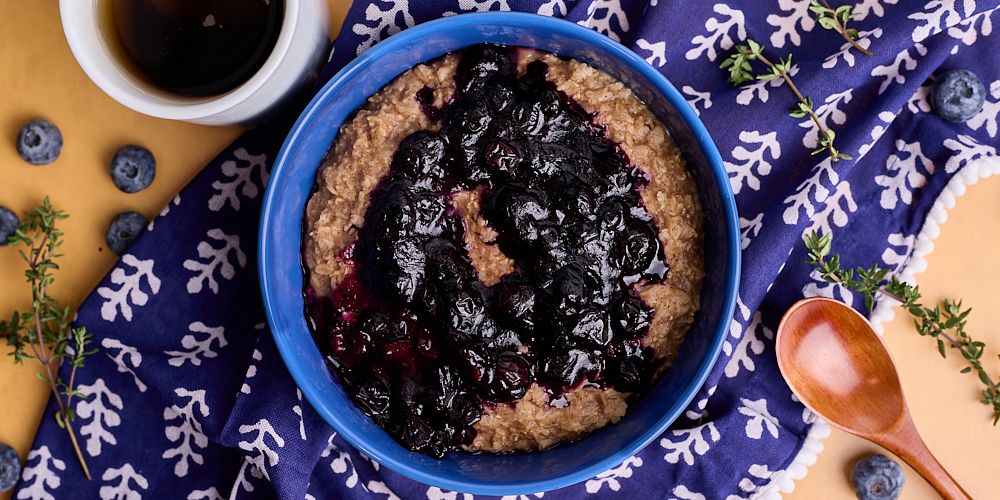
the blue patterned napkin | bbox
[16,1,1000,499]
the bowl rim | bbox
[259,11,740,495]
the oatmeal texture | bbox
[305,49,703,453]
[304,55,458,295]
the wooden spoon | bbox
[776,297,971,499]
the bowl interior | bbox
[259,12,738,496]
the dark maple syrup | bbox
[104,0,284,97]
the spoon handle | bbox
[878,415,971,499]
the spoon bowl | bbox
[777,297,970,499]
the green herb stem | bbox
[817,0,872,56]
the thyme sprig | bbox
[721,39,851,162]
[810,0,872,56]
[0,198,96,479]
[804,231,1000,425]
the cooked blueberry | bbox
[483,139,522,173]
[16,119,62,165]
[541,349,599,389]
[614,223,659,275]
[569,308,613,347]
[488,352,533,401]
[443,288,494,340]
[607,342,651,392]
[110,145,156,193]
[0,206,19,247]
[548,264,598,315]
[851,454,904,500]
[361,311,409,343]
[492,280,536,331]
[458,344,495,386]
[0,443,19,493]
[448,102,492,134]
[106,211,147,255]
[511,101,545,136]
[598,198,629,231]
[483,82,515,113]
[612,294,653,338]
[931,69,986,123]
[394,132,448,183]
[353,374,391,424]
[456,44,515,94]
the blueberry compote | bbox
[304,45,669,457]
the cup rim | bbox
[259,11,740,496]
[59,0,301,121]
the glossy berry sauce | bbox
[304,45,669,457]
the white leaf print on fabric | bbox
[739,213,763,250]
[685,385,718,421]
[766,0,816,48]
[242,348,262,394]
[238,419,286,481]
[806,180,857,237]
[148,194,180,231]
[854,0,899,19]
[584,455,643,493]
[165,321,228,367]
[444,0,511,15]
[352,0,415,55]
[321,433,359,488]
[187,488,224,500]
[686,4,746,62]
[724,311,774,378]
[724,130,781,195]
[968,80,1000,138]
[948,7,995,46]
[876,139,935,209]
[799,89,852,149]
[427,487,474,500]
[99,464,148,500]
[536,0,566,16]
[577,0,630,42]
[233,457,264,495]
[804,268,855,306]
[672,485,707,500]
[728,464,775,498]
[735,66,795,105]
[822,28,882,69]
[738,398,780,439]
[907,81,934,114]
[97,254,161,322]
[859,111,897,157]
[294,389,307,440]
[661,422,721,465]
[500,493,544,500]
[872,44,927,94]
[682,86,712,116]
[909,0,976,42]
[16,446,66,500]
[367,481,402,499]
[163,388,210,477]
[77,378,124,457]
[101,338,147,393]
[208,148,269,212]
[183,229,247,294]
[943,134,998,173]
[882,233,916,273]
[636,38,667,67]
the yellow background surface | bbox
[1,2,997,499]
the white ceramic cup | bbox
[60,0,330,125]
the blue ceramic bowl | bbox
[259,12,739,496]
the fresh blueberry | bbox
[16,119,62,165]
[931,70,986,123]
[106,211,148,255]
[0,206,19,247]
[110,145,156,193]
[0,442,20,492]
[851,454,904,500]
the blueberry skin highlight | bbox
[851,454,904,500]
[106,211,148,255]
[931,69,986,123]
[0,443,20,492]
[16,119,63,165]
[0,206,19,247]
[110,145,156,193]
